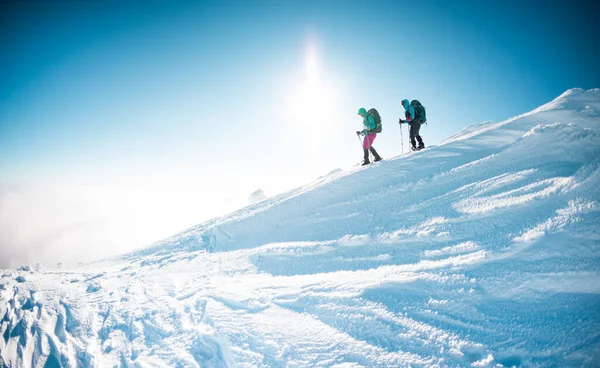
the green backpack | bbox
[410,100,426,123]
[368,108,382,133]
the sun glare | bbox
[285,43,337,156]
[306,47,318,83]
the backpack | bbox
[410,100,426,123]
[367,108,382,133]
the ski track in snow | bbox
[2,88,600,367]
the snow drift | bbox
[1,88,600,367]
[248,190,267,204]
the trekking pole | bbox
[357,131,371,164]
[356,131,363,147]
[399,121,404,154]
[365,129,373,163]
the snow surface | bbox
[1,88,600,367]
[248,190,268,204]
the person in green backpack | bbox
[399,99,426,151]
[357,107,383,165]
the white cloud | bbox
[0,181,244,269]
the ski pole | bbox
[399,122,404,154]
[399,120,405,154]
[357,131,371,164]
[365,130,373,163]
[356,131,363,148]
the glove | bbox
[356,131,362,136]
[399,118,404,124]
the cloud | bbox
[0,185,105,269]
[0,181,246,269]
[0,221,93,269]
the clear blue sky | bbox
[1,0,598,182]
[0,0,598,266]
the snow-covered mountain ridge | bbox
[2,88,599,367]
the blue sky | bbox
[1,0,598,267]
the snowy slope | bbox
[2,88,600,367]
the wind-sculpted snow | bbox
[1,88,600,367]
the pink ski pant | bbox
[363,133,377,149]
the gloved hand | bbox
[356,131,363,136]
[399,118,404,124]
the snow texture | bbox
[1,88,600,367]
[248,190,267,204]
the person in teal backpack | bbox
[399,99,426,151]
[357,107,383,165]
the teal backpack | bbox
[368,108,382,133]
[410,100,427,123]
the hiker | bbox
[357,107,383,165]
[399,99,426,151]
